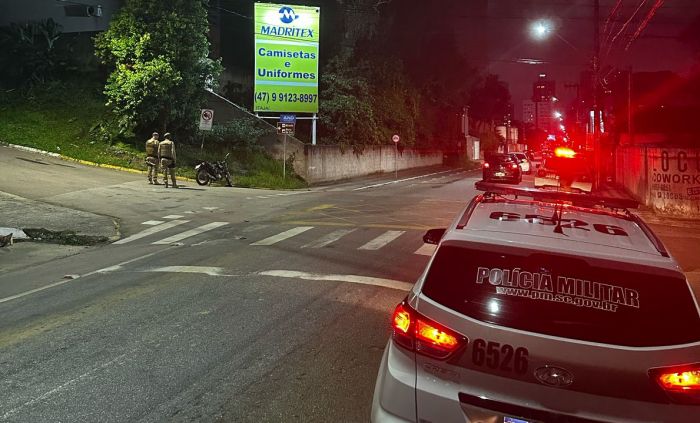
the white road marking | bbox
[1,353,128,419]
[259,270,411,291]
[162,215,184,219]
[142,220,164,226]
[0,251,166,305]
[414,243,437,256]
[113,220,188,244]
[302,228,357,248]
[358,230,405,250]
[0,279,78,305]
[151,222,228,245]
[202,207,219,210]
[257,196,270,199]
[251,226,313,246]
[145,266,226,276]
[353,169,458,191]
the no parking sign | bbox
[199,109,214,131]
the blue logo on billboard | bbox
[279,6,299,24]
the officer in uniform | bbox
[145,131,160,184]
[158,132,178,188]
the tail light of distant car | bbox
[511,163,519,170]
[483,162,490,169]
[650,363,700,405]
[392,301,466,359]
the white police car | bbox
[371,182,700,423]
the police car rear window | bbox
[422,244,700,347]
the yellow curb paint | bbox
[61,155,196,182]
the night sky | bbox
[457,0,700,117]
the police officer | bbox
[158,132,178,188]
[145,131,160,184]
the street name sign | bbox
[280,113,297,124]
[277,122,295,135]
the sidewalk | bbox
[0,191,119,244]
[599,183,700,274]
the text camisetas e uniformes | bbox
[257,69,316,80]
[258,48,316,60]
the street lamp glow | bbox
[530,19,553,40]
[560,124,566,131]
[553,111,562,119]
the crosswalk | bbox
[114,217,437,256]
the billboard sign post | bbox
[254,4,320,114]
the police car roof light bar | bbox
[474,181,639,210]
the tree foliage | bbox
[94,0,222,140]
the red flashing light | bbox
[554,147,576,158]
[651,363,700,405]
[391,301,465,359]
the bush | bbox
[0,19,66,90]
[199,116,271,151]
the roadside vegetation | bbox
[0,78,306,189]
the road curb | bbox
[0,141,195,182]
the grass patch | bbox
[0,79,307,190]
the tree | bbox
[94,0,222,139]
[468,74,512,152]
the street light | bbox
[553,111,562,119]
[530,19,553,40]
[528,7,603,189]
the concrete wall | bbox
[617,146,700,218]
[204,91,443,184]
[303,145,442,184]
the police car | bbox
[371,182,700,423]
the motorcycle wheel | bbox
[196,168,210,186]
[225,174,233,187]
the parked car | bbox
[482,153,522,184]
[371,182,699,423]
[509,152,532,174]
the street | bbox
[0,147,476,422]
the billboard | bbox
[254,3,320,113]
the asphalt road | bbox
[0,147,479,422]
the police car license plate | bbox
[495,172,505,177]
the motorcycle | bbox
[195,153,233,186]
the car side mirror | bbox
[423,228,446,245]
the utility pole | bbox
[593,0,601,189]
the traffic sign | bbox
[280,114,297,124]
[277,122,295,135]
[392,134,400,143]
[199,109,214,131]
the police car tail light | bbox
[511,163,519,170]
[650,363,700,405]
[483,162,490,169]
[391,301,466,359]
